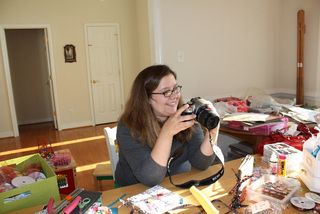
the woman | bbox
[115,64,220,187]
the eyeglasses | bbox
[151,85,182,97]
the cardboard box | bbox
[0,154,60,213]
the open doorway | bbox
[1,26,59,137]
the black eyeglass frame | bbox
[151,85,182,97]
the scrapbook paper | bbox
[126,185,184,214]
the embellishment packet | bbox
[125,185,184,214]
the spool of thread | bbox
[278,154,287,177]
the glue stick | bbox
[278,154,287,177]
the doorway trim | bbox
[0,24,61,136]
[84,23,125,125]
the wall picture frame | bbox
[64,44,76,63]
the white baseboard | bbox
[0,131,14,138]
[59,120,93,130]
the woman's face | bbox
[149,74,180,121]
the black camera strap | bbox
[167,133,225,188]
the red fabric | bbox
[214,97,249,112]
[256,123,319,155]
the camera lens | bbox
[182,97,220,130]
[197,109,220,130]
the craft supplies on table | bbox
[301,134,320,177]
[268,152,278,175]
[263,142,302,172]
[50,150,72,167]
[49,149,77,194]
[243,200,282,214]
[125,185,185,214]
[299,132,320,193]
[0,154,60,213]
[189,185,218,214]
[247,174,300,208]
[278,154,287,177]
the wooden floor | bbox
[0,122,116,192]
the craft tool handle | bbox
[190,186,218,214]
[63,196,81,214]
[54,188,84,213]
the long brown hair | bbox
[119,65,193,148]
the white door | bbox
[44,29,58,128]
[86,25,123,124]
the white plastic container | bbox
[300,163,320,193]
[247,174,300,207]
[302,138,320,177]
[268,152,278,175]
[263,142,302,172]
[298,132,320,193]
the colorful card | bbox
[126,185,184,214]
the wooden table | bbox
[220,125,266,149]
[9,156,311,213]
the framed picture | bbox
[64,44,76,63]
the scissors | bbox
[78,197,91,211]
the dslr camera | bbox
[182,97,220,130]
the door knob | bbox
[92,80,98,84]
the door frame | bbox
[84,23,125,125]
[0,24,61,136]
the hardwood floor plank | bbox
[0,122,117,192]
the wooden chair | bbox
[93,126,119,190]
[92,163,113,191]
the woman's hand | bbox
[152,104,196,166]
[161,104,196,137]
[207,104,220,140]
[208,123,220,144]
[200,103,220,155]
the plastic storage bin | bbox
[0,154,60,213]
[247,174,300,207]
[300,163,320,193]
[299,133,320,193]
[302,147,320,177]
[263,142,302,172]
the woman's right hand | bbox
[152,104,195,166]
[161,104,196,137]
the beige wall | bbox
[153,0,320,104]
[1,0,319,137]
[136,0,153,71]
[276,0,320,104]
[155,0,279,100]
[0,0,144,136]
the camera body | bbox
[182,97,220,130]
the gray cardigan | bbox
[115,122,216,187]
